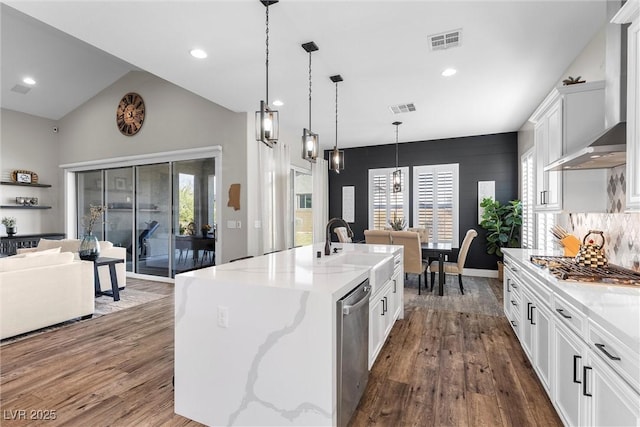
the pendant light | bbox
[255,0,279,147]
[329,75,344,173]
[392,121,402,193]
[301,41,319,162]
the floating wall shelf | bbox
[1,181,52,188]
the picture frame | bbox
[115,177,127,190]
[16,172,32,184]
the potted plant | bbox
[79,205,107,260]
[201,224,212,238]
[479,197,522,279]
[388,215,406,231]
[2,217,17,236]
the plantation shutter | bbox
[368,168,409,230]
[521,150,535,249]
[412,164,459,245]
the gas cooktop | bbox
[530,255,640,287]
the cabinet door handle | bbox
[556,308,572,319]
[583,366,592,397]
[530,306,536,325]
[573,355,582,383]
[595,343,621,361]
[526,302,532,320]
[383,296,388,313]
[540,191,544,205]
[393,279,397,293]
[381,300,385,316]
[506,279,511,292]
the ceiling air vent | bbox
[11,84,31,94]
[389,103,416,114]
[428,29,462,51]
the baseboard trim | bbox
[463,268,499,278]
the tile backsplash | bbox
[559,212,640,272]
[552,164,639,272]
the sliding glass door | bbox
[135,163,171,277]
[75,154,217,279]
[172,158,216,275]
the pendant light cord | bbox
[308,52,312,130]
[265,4,270,105]
[395,124,399,169]
[335,81,338,150]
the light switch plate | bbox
[227,220,236,229]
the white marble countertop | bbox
[178,242,401,299]
[503,249,640,351]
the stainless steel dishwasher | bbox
[336,279,371,427]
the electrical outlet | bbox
[217,305,229,328]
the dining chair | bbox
[389,231,428,294]
[335,227,352,243]
[407,227,429,243]
[429,229,478,295]
[364,230,392,245]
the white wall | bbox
[2,71,250,263]
[0,109,61,234]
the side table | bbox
[93,257,124,301]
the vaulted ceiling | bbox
[1,1,608,149]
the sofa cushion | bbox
[0,252,74,273]
[36,238,114,253]
[23,247,62,257]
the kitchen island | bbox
[174,243,403,426]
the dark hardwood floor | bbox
[0,276,560,426]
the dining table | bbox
[421,242,457,296]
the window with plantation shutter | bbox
[368,167,409,230]
[521,149,535,249]
[412,164,459,245]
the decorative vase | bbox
[6,226,16,236]
[201,230,208,238]
[79,232,100,261]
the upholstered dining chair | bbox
[389,231,428,294]
[335,227,352,243]
[429,229,478,295]
[407,227,429,243]
[364,229,392,245]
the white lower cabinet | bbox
[554,320,588,426]
[368,259,403,369]
[504,253,640,426]
[554,320,640,426]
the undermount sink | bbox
[322,251,394,295]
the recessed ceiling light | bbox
[442,68,457,77]
[23,77,36,85]
[190,48,207,59]
[273,99,284,107]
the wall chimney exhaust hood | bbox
[544,122,626,171]
[545,1,628,173]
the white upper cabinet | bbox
[529,81,606,212]
[613,0,640,210]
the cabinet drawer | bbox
[505,273,522,299]
[588,319,640,393]
[553,295,586,337]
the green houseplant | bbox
[2,216,17,236]
[479,197,522,278]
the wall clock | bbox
[116,92,145,136]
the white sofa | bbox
[0,251,94,340]
[18,238,127,292]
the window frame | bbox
[368,167,410,230]
[412,163,460,246]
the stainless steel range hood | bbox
[544,122,626,171]
[545,1,628,172]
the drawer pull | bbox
[595,343,621,361]
[526,302,532,320]
[583,366,592,397]
[511,283,518,289]
[511,300,518,307]
[510,320,517,327]
[572,355,582,383]
[530,306,536,326]
[556,308,572,319]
